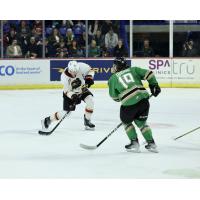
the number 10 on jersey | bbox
[118,73,135,89]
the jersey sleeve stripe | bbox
[144,71,153,80]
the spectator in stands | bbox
[32,20,42,32]
[56,40,68,57]
[48,28,63,49]
[61,20,74,29]
[68,40,84,57]
[51,21,61,29]
[31,21,42,43]
[182,39,199,57]
[113,39,128,57]
[32,26,43,42]
[65,28,74,48]
[102,46,110,57]
[78,31,86,56]
[45,38,55,58]
[6,39,22,58]
[19,35,29,56]
[101,20,113,35]
[94,30,104,48]
[15,21,30,56]
[25,36,40,58]
[88,39,100,57]
[18,20,30,38]
[88,20,99,38]
[4,28,18,46]
[142,39,154,57]
[73,21,85,42]
[105,27,118,55]
[74,20,85,32]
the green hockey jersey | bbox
[108,67,158,106]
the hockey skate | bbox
[84,115,95,130]
[41,116,51,130]
[145,141,158,153]
[125,139,140,153]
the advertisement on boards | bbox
[50,59,131,82]
[132,58,200,86]
[171,59,200,84]
[0,60,50,85]
[132,58,172,85]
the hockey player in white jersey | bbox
[41,60,95,131]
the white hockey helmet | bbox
[67,60,79,77]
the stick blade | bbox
[173,136,182,140]
[38,130,52,135]
[80,143,97,150]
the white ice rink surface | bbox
[0,88,200,178]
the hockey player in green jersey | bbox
[108,57,161,153]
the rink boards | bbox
[0,58,200,89]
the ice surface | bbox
[0,88,199,178]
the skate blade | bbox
[126,148,141,153]
[85,126,95,131]
[147,148,159,153]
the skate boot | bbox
[41,116,51,129]
[125,139,140,153]
[145,140,158,153]
[84,115,95,130]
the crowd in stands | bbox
[45,20,128,58]
[45,20,86,58]
[3,20,43,58]
[88,20,128,57]
[3,20,128,58]
[1,20,200,58]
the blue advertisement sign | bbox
[50,59,131,81]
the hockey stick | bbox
[38,84,89,135]
[80,122,123,150]
[80,94,154,150]
[38,111,71,135]
[174,126,200,140]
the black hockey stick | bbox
[80,94,154,150]
[80,122,123,150]
[174,125,200,140]
[38,111,71,135]
[38,85,89,135]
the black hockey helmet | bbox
[112,57,128,73]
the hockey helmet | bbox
[111,57,128,73]
[68,60,79,77]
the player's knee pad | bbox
[123,123,135,132]
[123,123,138,140]
[84,95,94,111]
[53,110,67,120]
[134,119,150,133]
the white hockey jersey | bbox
[61,62,94,98]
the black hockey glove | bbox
[71,94,81,105]
[71,78,82,89]
[85,75,94,88]
[149,84,161,97]
[81,85,89,93]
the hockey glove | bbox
[71,94,81,105]
[81,85,89,94]
[71,78,82,89]
[85,75,94,88]
[149,84,161,97]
